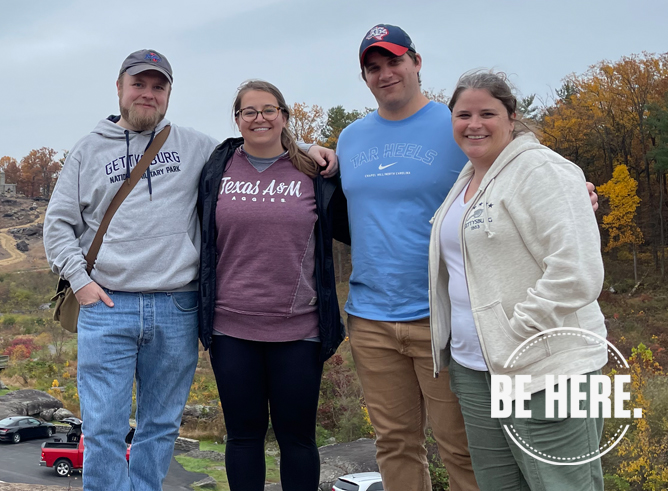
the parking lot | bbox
[0,436,207,490]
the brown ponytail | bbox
[234,80,319,178]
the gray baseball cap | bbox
[119,49,173,84]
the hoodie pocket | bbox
[472,301,547,373]
[92,232,199,291]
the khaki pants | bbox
[348,315,478,491]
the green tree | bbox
[518,94,539,121]
[321,105,362,149]
[647,93,668,277]
[647,93,668,167]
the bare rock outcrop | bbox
[0,485,70,491]
[0,389,63,420]
[264,438,378,491]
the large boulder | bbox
[175,436,199,452]
[0,485,70,491]
[40,408,57,421]
[192,476,217,489]
[181,404,221,425]
[52,408,76,421]
[0,389,63,420]
[318,438,379,488]
[264,438,378,491]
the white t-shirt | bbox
[439,184,488,371]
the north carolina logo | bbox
[145,52,161,63]
[366,26,389,41]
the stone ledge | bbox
[0,485,70,491]
[175,436,199,452]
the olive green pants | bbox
[449,359,604,491]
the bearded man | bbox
[44,49,336,491]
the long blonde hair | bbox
[233,80,319,178]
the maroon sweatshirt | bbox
[213,149,318,341]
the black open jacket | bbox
[196,137,350,361]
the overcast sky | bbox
[2,0,667,161]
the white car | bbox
[332,472,384,491]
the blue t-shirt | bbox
[337,101,467,321]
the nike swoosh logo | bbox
[378,162,398,170]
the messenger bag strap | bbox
[84,125,171,274]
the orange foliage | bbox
[598,164,643,251]
[288,102,325,145]
[19,147,61,197]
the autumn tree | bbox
[288,102,325,145]
[422,88,449,105]
[540,52,668,272]
[0,156,17,173]
[598,164,644,281]
[4,159,21,188]
[20,147,60,197]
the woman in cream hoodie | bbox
[429,72,607,490]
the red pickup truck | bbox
[40,435,131,476]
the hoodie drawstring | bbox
[123,129,156,201]
[124,131,131,181]
[145,130,156,201]
[482,178,495,238]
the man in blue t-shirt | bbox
[336,25,478,491]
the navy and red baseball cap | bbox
[119,49,173,84]
[359,24,416,67]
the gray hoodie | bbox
[428,133,607,395]
[44,117,218,293]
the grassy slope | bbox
[175,440,280,491]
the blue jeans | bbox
[77,290,199,491]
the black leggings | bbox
[210,335,324,491]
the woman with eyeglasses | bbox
[197,80,349,491]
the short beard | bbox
[119,103,166,132]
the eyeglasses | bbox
[235,105,284,122]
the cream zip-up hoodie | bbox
[429,133,607,394]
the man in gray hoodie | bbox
[44,49,336,491]
[45,49,213,491]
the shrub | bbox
[613,345,668,490]
[603,474,631,490]
[318,353,372,442]
[315,425,332,447]
[3,336,41,358]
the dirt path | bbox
[0,210,45,268]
